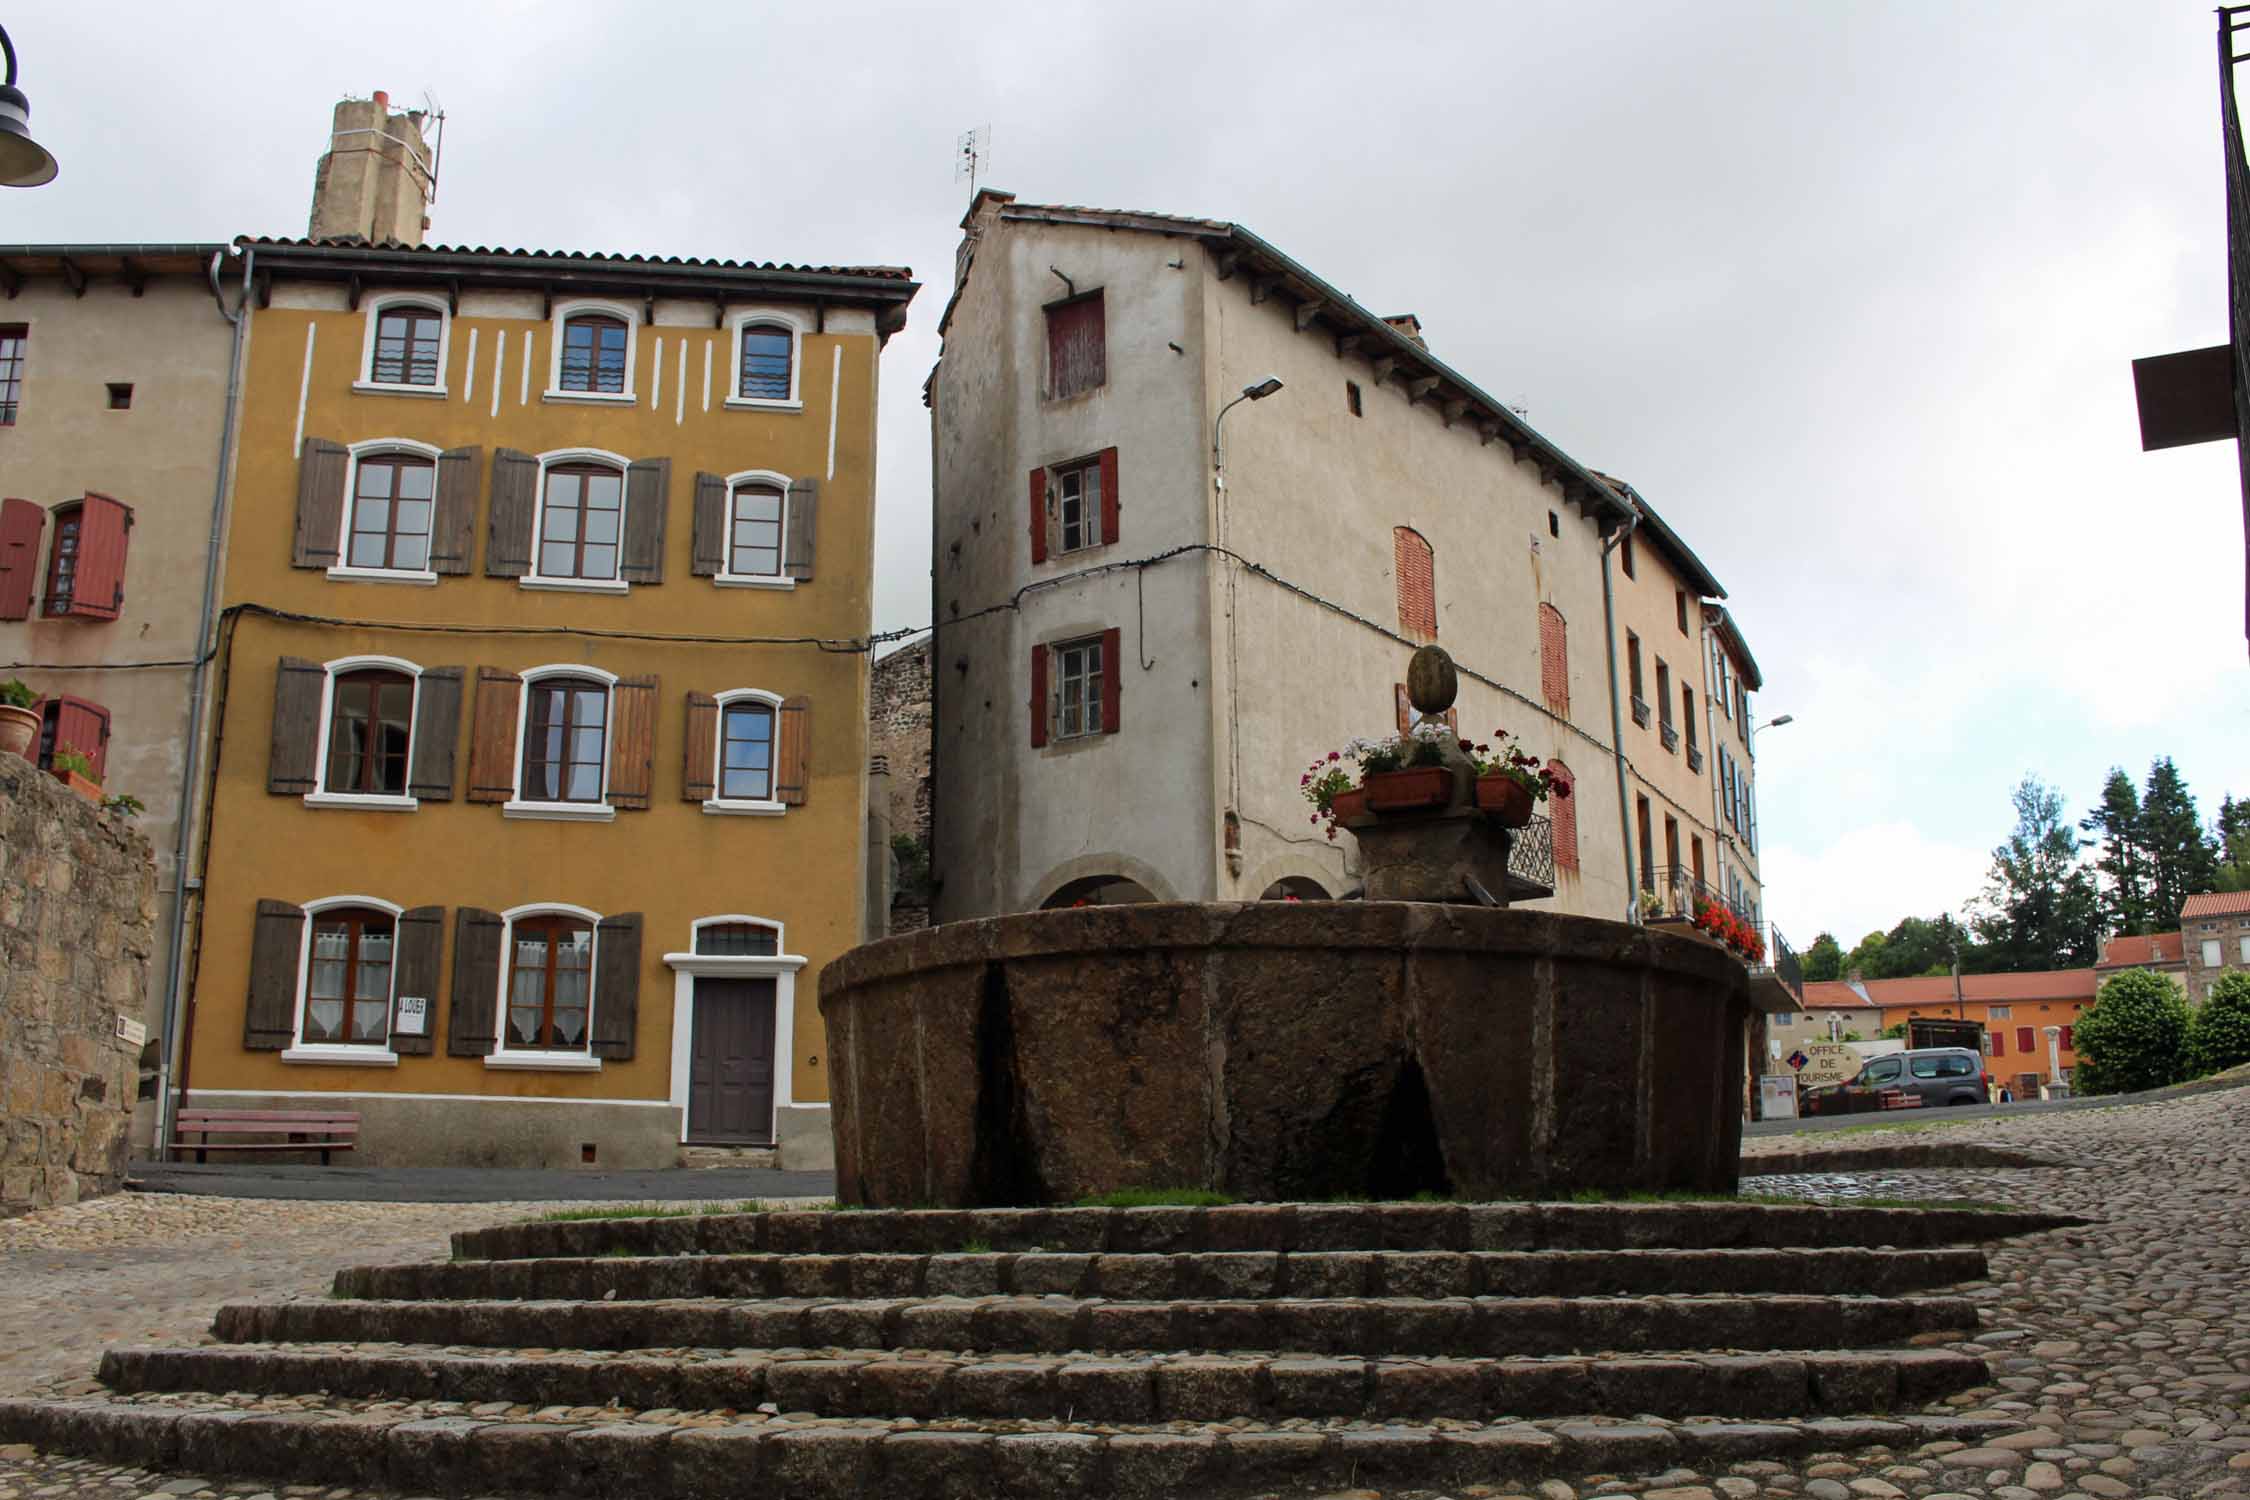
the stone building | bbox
[2181,890,2250,1007]
[868,636,932,931]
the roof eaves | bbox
[236,237,919,294]
[1611,485,1727,600]
[1708,606,1764,691]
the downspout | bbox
[1599,508,1641,922]
[156,245,250,1148]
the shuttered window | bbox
[44,505,80,614]
[521,678,608,803]
[1045,292,1106,400]
[347,455,436,572]
[729,482,784,576]
[1057,637,1104,738]
[41,494,131,621]
[559,315,629,394]
[737,324,794,401]
[1039,630,1124,743]
[1030,449,1119,563]
[720,701,775,802]
[0,498,40,619]
[1057,461,1102,554]
[302,907,395,1045]
[371,307,443,386]
[36,695,110,781]
[538,465,624,581]
[326,670,413,795]
[506,915,594,1050]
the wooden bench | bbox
[170,1108,360,1166]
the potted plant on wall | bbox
[1358,723,1452,812]
[0,680,38,761]
[1464,730,1569,828]
[51,745,100,803]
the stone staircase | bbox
[0,1199,2081,1498]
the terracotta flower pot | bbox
[0,703,38,761]
[1363,766,1451,813]
[59,770,101,804]
[1474,773,1535,827]
[1329,788,1369,823]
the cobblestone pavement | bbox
[2,1090,2247,1498]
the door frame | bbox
[664,915,807,1147]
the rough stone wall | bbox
[870,639,933,930]
[0,761,156,1214]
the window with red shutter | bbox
[43,493,131,621]
[2017,1026,2035,1055]
[37,696,111,780]
[2061,1025,2074,1051]
[1045,292,1106,400]
[0,498,43,620]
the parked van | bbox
[1845,1047,1991,1108]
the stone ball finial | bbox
[1406,644,1458,716]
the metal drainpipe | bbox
[155,245,250,1148]
[1599,510,1641,922]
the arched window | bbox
[521,676,609,803]
[1539,603,1569,716]
[1547,760,1578,872]
[539,462,624,581]
[326,668,413,795]
[370,304,443,387]
[695,920,780,956]
[738,324,793,401]
[560,313,630,394]
[727,479,786,577]
[347,452,436,571]
[1394,526,1436,641]
[303,905,396,1045]
[506,913,595,1049]
[720,699,776,802]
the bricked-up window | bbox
[1057,637,1105,738]
[303,907,394,1045]
[506,915,594,1050]
[326,669,413,796]
[1549,761,1579,871]
[348,455,436,572]
[372,307,443,386]
[521,678,609,803]
[1045,292,1106,400]
[0,325,24,425]
[559,314,630,394]
[1539,603,1569,717]
[1394,527,1436,640]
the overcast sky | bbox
[10,1,2245,946]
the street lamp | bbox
[0,25,59,188]
[1212,375,1285,490]
[1756,714,1794,732]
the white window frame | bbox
[488,901,606,1071]
[306,655,423,812]
[1053,457,1104,556]
[665,914,810,1145]
[2205,939,2224,969]
[715,469,794,591]
[704,688,787,817]
[523,449,633,595]
[725,308,808,412]
[544,298,640,405]
[504,664,620,823]
[355,294,451,398]
[329,439,444,586]
[1054,636,1105,740]
[2239,935,2250,964]
[281,894,405,1067]
[690,914,785,953]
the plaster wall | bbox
[1701,622,1764,916]
[1609,541,1722,898]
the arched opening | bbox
[1259,876,1330,902]
[1040,875,1158,909]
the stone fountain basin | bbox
[819,902,1753,1208]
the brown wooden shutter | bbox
[446,907,504,1057]
[591,913,643,1060]
[50,696,110,780]
[1099,446,1120,546]
[389,905,445,1056]
[622,458,670,584]
[690,472,727,576]
[268,657,327,795]
[775,695,810,806]
[682,691,718,802]
[63,493,130,621]
[485,450,538,578]
[407,667,463,801]
[1539,603,1570,717]
[1395,683,1411,735]
[1029,645,1049,748]
[605,674,658,811]
[465,667,522,804]
[783,477,817,581]
[244,899,305,1050]
[292,439,348,570]
[1046,293,1106,398]
[1027,467,1048,565]
[429,446,481,575]
[1100,626,1122,735]
[0,498,45,619]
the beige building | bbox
[1701,605,1767,927]
[0,242,241,1143]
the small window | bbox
[1547,511,1560,538]
[506,915,595,1050]
[302,908,394,1046]
[106,383,133,411]
[2206,939,2225,968]
[728,481,785,577]
[325,669,413,796]
[1056,637,1105,739]
[1346,381,1363,416]
[44,505,81,615]
[348,454,436,572]
[1045,292,1106,400]
[1626,633,1644,701]
[1675,590,1689,635]
[2240,936,2250,964]
[559,314,630,394]
[371,306,443,386]
[521,677,609,803]
[737,324,793,402]
[1988,1005,2010,1020]
[1055,459,1103,555]
[696,921,778,956]
[0,325,24,425]
[719,700,775,801]
[539,464,624,581]
[1683,688,1698,754]
[1656,660,1673,731]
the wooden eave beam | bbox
[1213,249,1240,281]
[58,257,86,299]
[446,278,460,316]
[254,270,272,310]
[1371,355,1398,387]
[1406,375,1441,404]
[345,272,362,312]
[1442,398,1468,428]
[1293,300,1324,333]
[0,263,20,300]
[119,258,150,298]
[1477,419,1500,446]
[712,297,727,329]
[1249,275,1280,306]
[1335,332,1363,359]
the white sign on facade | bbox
[114,1015,147,1048]
[1758,1073,1799,1119]
[395,996,429,1036]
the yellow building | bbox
[174,229,916,1168]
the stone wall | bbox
[869,639,933,931]
[0,759,157,1214]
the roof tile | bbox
[240,236,914,280]
[2182,891,2250,919]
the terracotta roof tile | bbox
[2096,930,2185,967]
[240,236,915,280]
[2182,891,2250,919]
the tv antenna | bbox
[956,125,990,194]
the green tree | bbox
[2215,795,2250,894]
[2141,758,2219,925]
[2072,968,2191,1095]
[2081,768,2154,936]
[2186,972,2250,1075]
[1970,775,2098,971]
[1801,932,1844,983]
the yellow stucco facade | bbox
[178,244,915,1167]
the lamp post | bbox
[1755,714,1794,732]
[1212,375,1285,498]
[0,24,59,188]
[1210,376,1284,865]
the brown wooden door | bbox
[687,977,776,1144]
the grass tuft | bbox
[1073,1186,1237,1209]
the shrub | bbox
[2186,971,2250,1076]
[2072,968,2191,1095]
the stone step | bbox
[215,1292,1981,1358]
[342,1245,1989,1304]
[99,1343,1991,1422]
[0,1392,2022,1500]
[677,1144,777,1170]
[453,1200,2082,1263]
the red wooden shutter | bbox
[775,695,811,806]
[1100,627,1122,734]
[1394,683,1411,734]
[1046,293,1106,399]
[1993,1030,2006,1057]
[1099,447,1120,546]
[51,697,110,780]
[1539,603,1569,716]
[1028,467,1048,565]
[0,499,43,619]
[2017,1026,2035,1055]
[1029,644,1049,748]
[63,493,131,621]
[2061,1025,2074,1051]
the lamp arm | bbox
[1,26,16,89]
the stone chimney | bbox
[1383,314,1427,350]
[308,91,433,246]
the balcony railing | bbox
[1639,864,1802,1003]
[1507,815,1555,894]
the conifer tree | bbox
[2141,758,2219,924]
[2081,768,2153,935]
